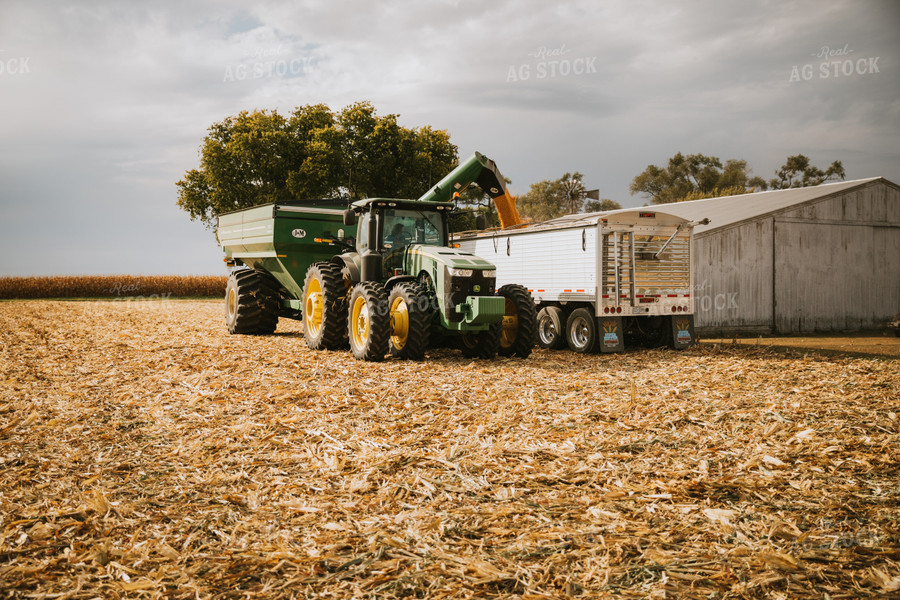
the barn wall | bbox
[693,219,773,334]
[774,181,900,332]
[693,180,900,335]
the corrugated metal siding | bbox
[694,179,900,334]
[694,219,773,333]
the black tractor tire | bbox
[348,282,390,362]
[497,284,538,358]
[566,307,598,353]
[537,306,567,350]
[302,262,349,350]
[225,269,280,335]
[458,322,502,359]
[388,282,431,360]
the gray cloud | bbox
[1,0,897,275]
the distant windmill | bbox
[560,178,600,214]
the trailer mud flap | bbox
[598,316,624,353]
[670,315,695,349]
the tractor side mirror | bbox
[475,214,487,230]
[343,209,357,226]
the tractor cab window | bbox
[357,212,371,252]
[381,209,445,250]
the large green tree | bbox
[763,154,845,190]
[176,101,457,226]
[630,152,845,205]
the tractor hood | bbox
[408,245,496,270]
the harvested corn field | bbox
[1,300,898,599]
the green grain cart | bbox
[215,152,537,362]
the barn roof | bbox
[514,177,896,235]
[614,177,886,235]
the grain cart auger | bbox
[215,158,537,362]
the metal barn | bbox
[645,177,900,335]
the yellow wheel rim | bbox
[226,288,237,319]
[390,296,409,350]
[500,298,518,348]
[304,279,323,337]
[350,295,370,348]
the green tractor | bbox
[216,152,537,362]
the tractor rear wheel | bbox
[388,282,431,360]
[348,283,389,361]
[537,306,566,349]
[497,284,537,358]
[566,307,598,353]
[302,262,348,350]
[458,322,502,359]
[225,269,280,335]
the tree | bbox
[764,154,845,190]
[518,172,591,222]
[630,153,759,205]
[176,101,458,227]
[585,198,622,212]
[630,152,845,205]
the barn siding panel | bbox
[694,219,772,334]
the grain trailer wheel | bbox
[225,269,279,335]
[348,283,390,362]
[497,284,538,358]
[458,322,502,359]
[302,262,348,350]
[536,306,567,350]
[388,282,431,361]
[566,307,598,353]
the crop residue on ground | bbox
[1,300,898,599]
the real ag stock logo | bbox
[0,50,31,76]
[789,44,880,82]
[506,44,598,83]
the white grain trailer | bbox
[455,210,708,353]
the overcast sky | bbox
[1,0,898,276]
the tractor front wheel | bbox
[348,283,389,361]
[497,284,537,358]
[458,322,502,359]
[388,282,431,360]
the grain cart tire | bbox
[537,306,567,350]
[566,307,598,353]
[348,283,390,362]
[497,284,537,358]
[302,262,348,350]
[225,269,280,335]
[458,322,502,359]
[388,282,431,361]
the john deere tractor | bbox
[216,152,537,362]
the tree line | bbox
[177,102,846,227]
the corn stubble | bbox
[0,300,898,599]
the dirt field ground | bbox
[1,300,898,599]
[703,333,900,359]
